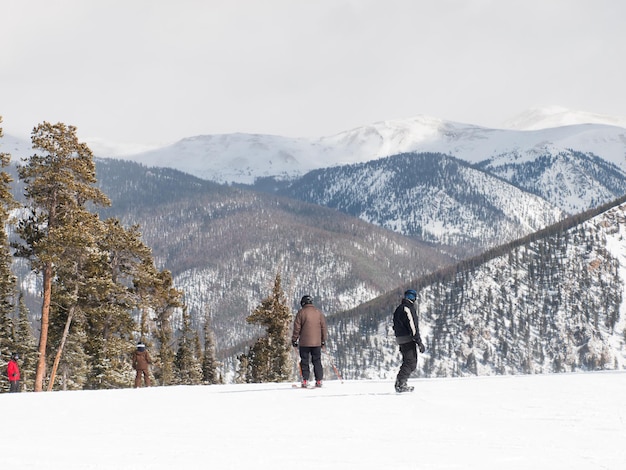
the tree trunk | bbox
[34,263,53,392]
[47,305,75,391]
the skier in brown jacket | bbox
[291,295,328,388]
[132,342,152,387]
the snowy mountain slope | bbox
[91,159,455,352]
[476,148,626,214]
[0,133,31,160]
[504,105,626,130]
[325,198,626,381]
[3,108,625,187]
[273,152,565,250]
[83,109,626,187]
[6,372,626,470]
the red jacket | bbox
[7,359,20,381]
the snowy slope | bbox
[0,133,31,159]
[326,200,626,381]
[504,105,626,130]
[100,108,626,185]
[278,152,565,247]
[4,372,625,469]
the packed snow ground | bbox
[3,371,625,469]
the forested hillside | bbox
[476,149,626,213]
[324,197,626,380]
[259,152,565,253]
[93,159,456,351]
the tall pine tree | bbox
[174,307,203,385]
[14,122,110,391]
[202,310,220,384]
[243,272,292,383]
[0,118,18,390]
[13,294,38,391]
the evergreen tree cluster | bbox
[0,119,219,391]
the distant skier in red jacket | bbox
[7,353,20,393]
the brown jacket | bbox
[132,350,152,371]
[292,304,328,347]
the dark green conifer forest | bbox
[0,119,217,391]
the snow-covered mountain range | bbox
[4,107,626,381]
[3,107,626,187]
[271,152,566,249]
[98,107,626,186]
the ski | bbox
[291,382,322,389]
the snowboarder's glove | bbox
[417,341,426,354]
[292,341,298,347]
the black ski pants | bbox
[299,346,323,382]
[396,341,417,384]
[9,380,20,393]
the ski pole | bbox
[323,348,343,383]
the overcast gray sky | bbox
[1,0,624,148]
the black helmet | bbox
[404,289,417,302]
[300,295,313,307]
[11,352,19,360]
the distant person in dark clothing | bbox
[393,289,425,393]
[7,353,20,393]
[292,295,328,388]
[132,342,153,388]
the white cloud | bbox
[1,0,625,147]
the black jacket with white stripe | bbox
[393,298,423,345]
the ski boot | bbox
[395,380,414,393]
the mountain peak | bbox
[503,106,626,130]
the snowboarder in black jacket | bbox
[393,289,425,392]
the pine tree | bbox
[13,294,38,391]
[84,219,147,389]
[174,307,202,385]
[0,117,18,380]
[202,311,220,384]
[14,122,110,391]
[47,212,107,390]
[151,269,184,386]
[245,272,292,383]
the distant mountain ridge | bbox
[3,107,626,186]
[114,117,626,186]
[265,152,566,252]
[503,105,626,130]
